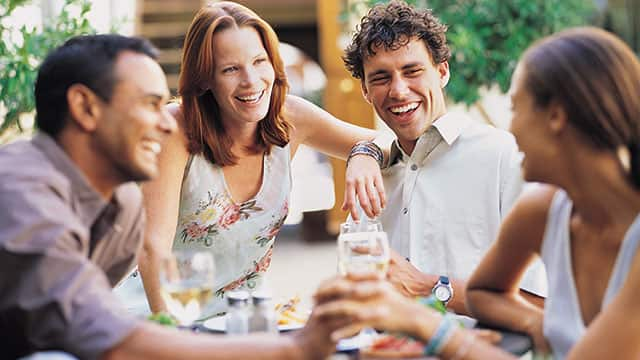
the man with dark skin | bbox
[0,34,344,360]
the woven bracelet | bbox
[347,141,383,168]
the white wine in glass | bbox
[160,250,215,326]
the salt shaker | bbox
[249,291,278,334]
[225,290,249,335]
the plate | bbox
[202,314,304,332]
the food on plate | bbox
[360,334,425,358]
[275,295,308,325]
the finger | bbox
[331,323,365,342]
[374,175,386,209]
[365,180,381,216]
[346,272,380,282]
[342,181,359,221]
[357,180,373,218]
[471,329,502,344]
[313,277,354,304]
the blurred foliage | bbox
[343,0,596,106]
[0,0,95,135]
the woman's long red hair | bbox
[179,1,291,166]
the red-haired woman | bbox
[117,1,387,319]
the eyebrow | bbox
[142,93,169,102]
[365,62,424,79]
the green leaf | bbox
[1,0,100,137]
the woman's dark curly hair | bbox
[343,0,451,80]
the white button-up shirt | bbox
[379,112,547,296]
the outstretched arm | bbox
[284,95,387,220]
[314,276,516,360]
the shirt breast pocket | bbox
[419,207,487,279]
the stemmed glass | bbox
[159,250,215,327]
[337,220,390,278]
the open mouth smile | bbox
[236,90,265,104]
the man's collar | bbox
[32,132,110,227]
[431,112,471,145]
[388,113,471,166]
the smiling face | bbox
[361,37,450,154]
[508,63,560,183]
[93,51,175,183]
[210,26,275,129]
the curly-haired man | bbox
[343,0,547,314]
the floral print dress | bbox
[114,144,290,318]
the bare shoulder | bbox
[282,94,315,126]
[500,184,559,249]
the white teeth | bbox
[390,102,419,114]
[143,141,161,155]
[237,90,263,103]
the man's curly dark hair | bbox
[343,0,451,80]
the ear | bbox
[66,84,103,132]
[437,61,450,88]
[360,80,372,104]
[548,101,568,134]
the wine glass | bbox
[337,221,390,278]
[159,250,215,327]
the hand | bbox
[387,249,432,297]
[313,274,439,341]
[523,312,551,354]
[341,154,386,221]
[292,301,353,360]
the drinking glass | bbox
[159,250,215,327]
[337,221,390,278]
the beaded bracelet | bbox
[347,140,384,168]
[424,313,458,356]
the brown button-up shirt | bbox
[0,134,144,359]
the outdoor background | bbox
[1,0,639,310]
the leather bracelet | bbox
[347,140,383,168]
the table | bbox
[196,314,533,358]
[331,315,532,359]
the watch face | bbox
[434,286,451,301]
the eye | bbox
[406,68,423,76]
[369,76,389,85]
[222,66,238,74]
[254,57,269,65]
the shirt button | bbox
[402,207,408,214]
[410,164,418,171]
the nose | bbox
[241,65,260,86]
[389,76,409,99]
[159,107,178,134]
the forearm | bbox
[103,323,304,360]
[395,272,470,316]
[137,244,166,313]
[466,288,543,336]
[410,306,515,360]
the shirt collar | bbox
[32,132,111,227]
[388,112,472,166]
[432,112,471,146]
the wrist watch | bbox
[432,275,453,306]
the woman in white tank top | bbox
[465,27,640,359]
